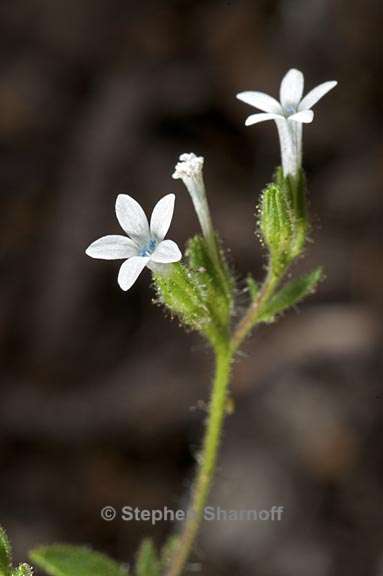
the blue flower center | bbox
[285,103,297,116]
[139,238,157,257]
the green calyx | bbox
[274,167,308,258]
[259,168,308,273]
[260,183,294,272]
[153,234,234,348]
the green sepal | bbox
[30,545,129,576]
[259,183,294,273]
[259,267,323,323]
[134,539,160,576]
[274,167,308,258]
[0,527,12,576]
[186,235,234,329]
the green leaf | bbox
[159,536,178,571]
[259,267,323,322]
[12,564,33,576]
[0,526,12,576]
[135,540,160,576]
[30,545,129,576]
[246,276,260,301]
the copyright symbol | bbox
[101,506,117,521]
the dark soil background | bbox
[1,1,382,575]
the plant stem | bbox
[231,267,280,352]
[165,263,286,575]
[165,341,233,576]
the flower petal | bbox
[280,68,304,108]
[151,239,182,263]
[288,109,314,123]
[150,193,175,241]
[275,118,301,176]
[299,81,337,110]
[117,256,149,291]
[115,194,150,243]
[236,91,282,113]
[146,261,171,274]
[245,112,283,126]
[85,235,138,260]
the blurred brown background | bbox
[0,1,382,574]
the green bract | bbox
[258,267,323,323]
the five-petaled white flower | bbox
[236,68,337,176]
[86,193,182,291]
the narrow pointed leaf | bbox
[160,537,179,571]
[259,267,323,322]
[30,545,129,576]
[135,539,160,576]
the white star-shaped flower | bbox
[237,68,337,176]
[86,193,182,291]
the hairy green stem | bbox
[165,342,233,576]
[231,267,280,352]
[165,261,290,575]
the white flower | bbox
[86,193,182,291]
[172,153,214,246]
[236,68,337,176]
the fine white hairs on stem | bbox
[236,68,337,176]
[172,153,215,251]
